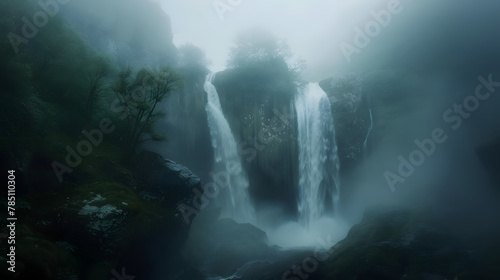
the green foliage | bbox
[58,182,162,217]
[0,0,117,138]
[0,2,193,279]
[16,226,78,279]
[227,27,305,80]
[84,56,113,126]
[112,66,182,157]
[0,1,33,134]
[0,0,184,168]
[220,28,304,116]
[228,28,289,67]
[71,0,177,58]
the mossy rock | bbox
[29,181,173,263]
[312,208,470,280]
[3,225,79,280]
[476,131,500,189]
[32,132,134,186]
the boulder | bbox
[476,131,500,188]
[184,215,272,278]
[134,150,202,208]
[310,207,497,280]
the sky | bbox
[68,0,500,81]
[155,0,397,80]
[154,1,500,81]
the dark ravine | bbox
[3,1,500,280]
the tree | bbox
[227,28,305,82]
[178,44,207,69]
[85,57,111,126]
[228,28,287,67]
[177,44,209,88]
[113,66,181,157]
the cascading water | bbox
[363,107,373,157]
[204,73,255,223]
[295,83,340,229]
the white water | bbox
[363,108,373,157]
[204,73,255,223]
[295,83,340,229]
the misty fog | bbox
[2,0,500,279]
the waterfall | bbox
[363,108,373,157]
[295,83,340,229]
[204,73,255,223]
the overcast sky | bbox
[151,1,499,81]
[155,0,400,79]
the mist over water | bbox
[265,217,350,248]
[5,1,500,279]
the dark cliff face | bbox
[319,74,370,207]
[212,67,300,215]
[150,71,214,187]
[476,132,500,189]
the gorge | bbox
[2,1,500,280]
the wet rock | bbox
[310,207,500,280]
[184,217,272,278]
[134,150,202,208]
[319,74,371,206]
[476,131,500,188]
